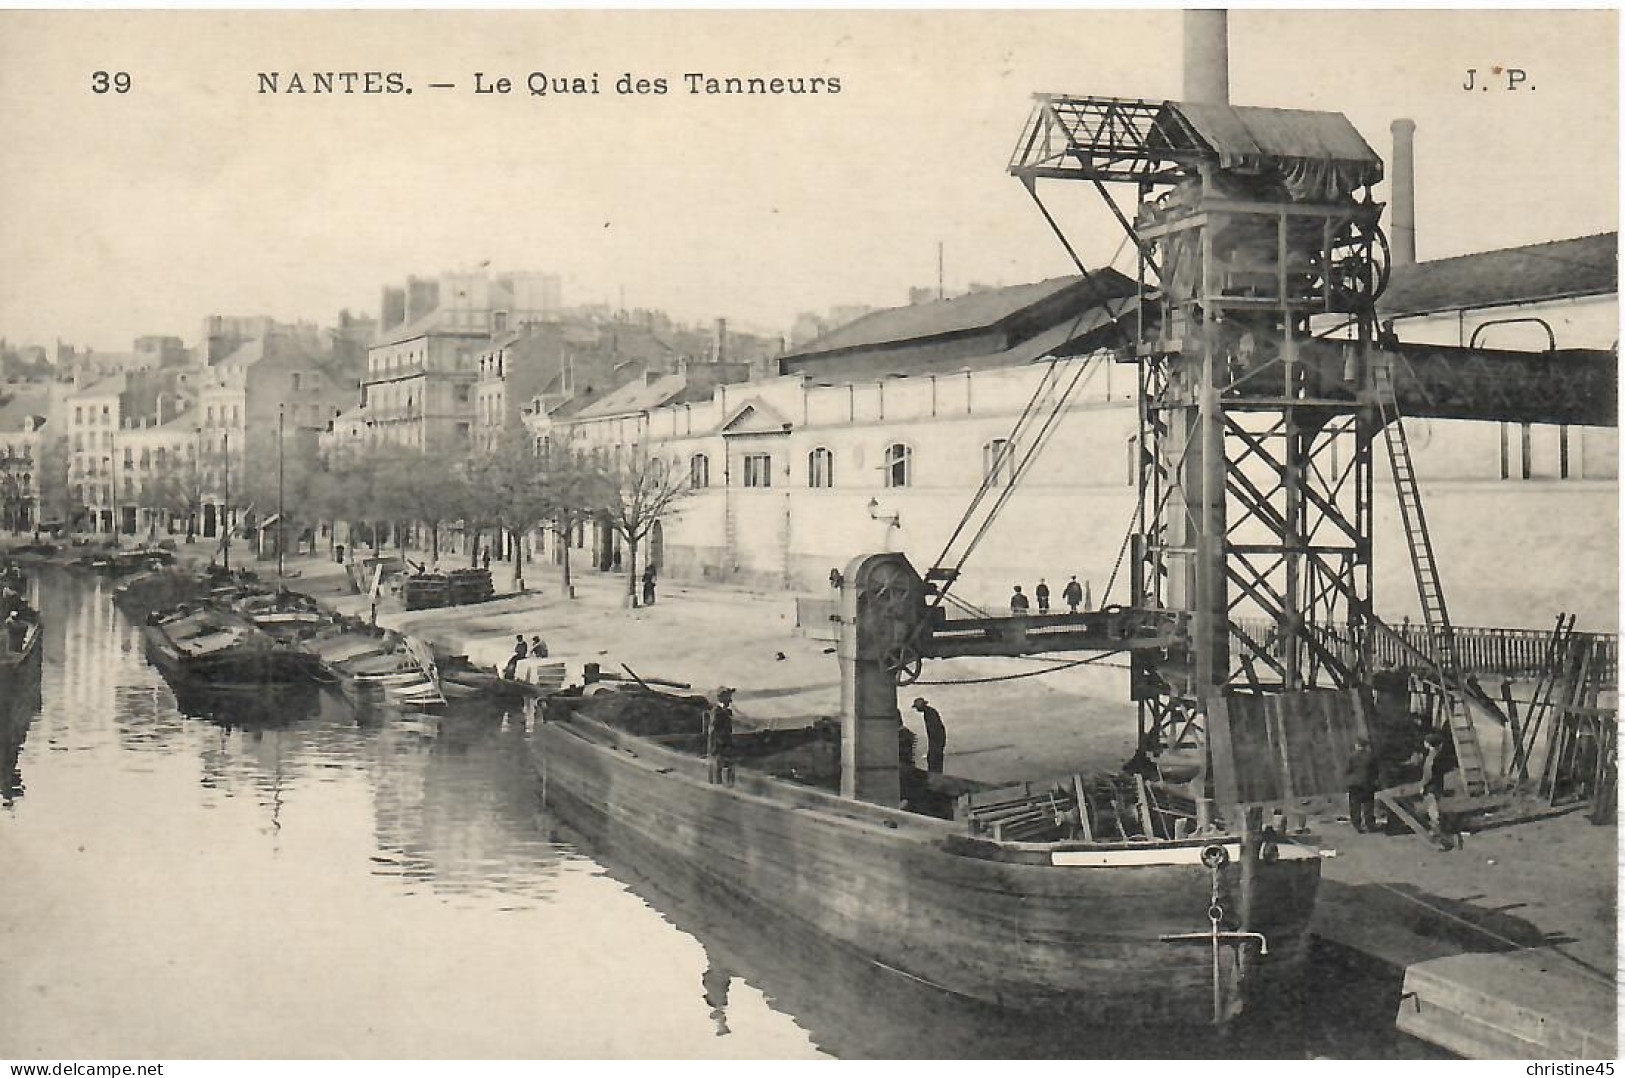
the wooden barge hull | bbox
[140,626,319,685]
[533,711,1320,1024]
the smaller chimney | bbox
[1182,10,1230,105]
[714,318,728,364]
[1389,119,1418,268]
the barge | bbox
[534,682,1320,1026]
[141,605,321,685]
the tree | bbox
[597,446,690,607]
[34,435,72,533]
[142,446,220,542]
[372,448,468,564]
[546,444,607,599]
[463,430,570,592]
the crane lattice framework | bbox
[1011,94,1397,754]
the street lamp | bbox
[277,404,285,578]
[222,428,231,572]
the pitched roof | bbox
[1163,102,1383,191]
[374,306,494,347]
[572,373,688,420]
[785,272,1134,359]
[719,397,794,435]
[67,373,127,399]
[0,385,51,433]
[1379,233,1618,318]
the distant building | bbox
[779,273,1136,382]
[1377,232,1619,483]
[0,384,54,532]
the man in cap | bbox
[705,687,736,786]
[912,697,946,774]
[1343,736,1379,833]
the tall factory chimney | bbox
[1389,118,1418,268]
[1182,10,1230,104]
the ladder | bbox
[1374,362,1490,795]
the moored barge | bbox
[534,684,1320,1026]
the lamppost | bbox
[222,428,231,572]
[109,424,118,544]
[277,404,286,578]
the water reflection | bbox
[1,566,1434,1059]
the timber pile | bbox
[956,774,1186,843]
[401,568,494,610]
[448,568,495,604]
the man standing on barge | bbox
[706,687,736,786]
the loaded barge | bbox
[533,553,1324,1025]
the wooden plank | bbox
[1134,774,1156,838]
[1375,789,1440,848]
[1071,774,1094,842]
[1205,695,1243,812]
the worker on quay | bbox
[1343,737,1380,833]
[1419,730,1453,848]
[1009,585,1030,616]
[529,635,549,659]
[1063,576,1084,614]
[642,565,657,606]
[1035,578,1051,614]
[912,697,947,774]
[705,687,736,786]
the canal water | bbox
[0,567,1441,1060]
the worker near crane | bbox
[1009,585,1029,615]
[912,697,947,774]
[1035,578,1051,613]
[1063,576,1084,613]
[705,687,736,786]
[1343,737,1379,833]
[1420,730,1453,847]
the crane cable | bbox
[922,223,1136,615]
[911,648,1129,686]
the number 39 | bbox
[91,71,131,94]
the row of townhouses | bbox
[3,235,1616,630]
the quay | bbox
[60,536,1612,1059]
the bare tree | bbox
[597,447,690,607]
[543,442,607,599]
[464,430,559,592]
[34,435,72,535]
[142,446,220,543]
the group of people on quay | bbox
[1009,576,1091,615]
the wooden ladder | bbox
[1376,368,1489,796]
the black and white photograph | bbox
[0,6,1616,1063]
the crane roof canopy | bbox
[1011,94,1383,200]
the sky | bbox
[0,8,1616,351]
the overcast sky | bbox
[0,8,1615,351]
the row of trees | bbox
[11,429,690,605]
[311,431,690,604]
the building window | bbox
[291,372,303,391]
[455,384,471,404]
[743,453,772,488]
[884,443,912,488]
[74,406,83,425]
[690,453,710,489]
[983,439,1015,486]
[808,447,834,488]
